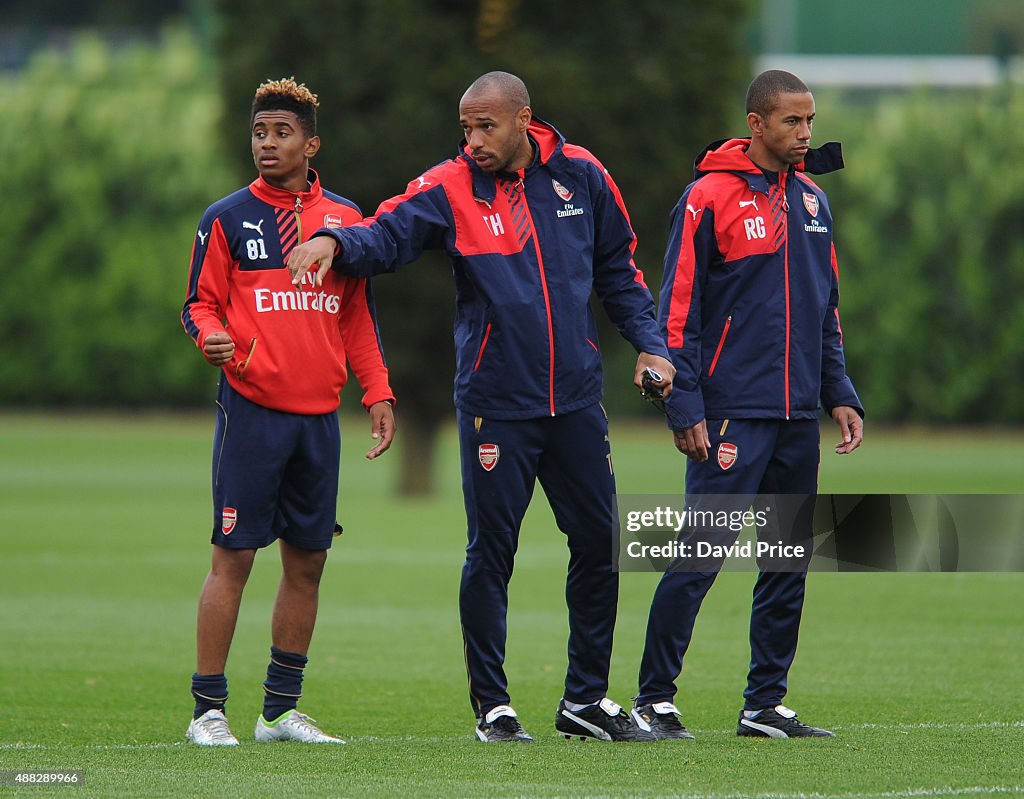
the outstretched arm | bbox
[287,235,337,289]
[288,177,454,287]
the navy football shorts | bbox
[210,378,340,551]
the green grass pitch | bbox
[0,412,1021,798]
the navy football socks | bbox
[191,672,228,719]
[262,647,307,721]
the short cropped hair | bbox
[464,70,531,112]
[251,77,319,136]
[745,70,810,118]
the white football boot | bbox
[254,710,346,743]
[186,709,239,746]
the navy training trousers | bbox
[637,418,820,711]
[457,403,618,717]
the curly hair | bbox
[251,77,319,136]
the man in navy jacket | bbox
[287,71,672,743]
[631,70,863,741]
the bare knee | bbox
[209,546,257,589]
[280,542,327,590]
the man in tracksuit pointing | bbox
[287,71,673,742]
[632,70,864,740]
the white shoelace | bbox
[198,715,235,743]
[289,712,325,737]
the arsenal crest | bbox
[323,214,345,229]
[222,507,238,535]
[551,179,574,202]
[478,444,500,471]
[802,192,819,218]
[717,442,737,471]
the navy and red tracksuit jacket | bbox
[181,171,394,414]
[312,118,669,420]
[659,138,862,430]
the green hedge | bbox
[0,29,234,407]
[1,28,1021,423]
[214,0,752,426]
[820,86,1024,422]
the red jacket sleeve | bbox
[659,185,714,429]
[181,217,232,350]
[338,277,395,410]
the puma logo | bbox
[197,230,208,245]
[738,198,759,211]
[686,204,702,221]
[242,220,265,236]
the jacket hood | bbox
[523,117,565,165]
[693,138,844,180]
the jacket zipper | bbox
[517,177,557,416]
[707,315,732,377]
[294,195,304,244]
[780,172,791,419]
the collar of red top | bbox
[249,169,323,209]
[694,137,844,180]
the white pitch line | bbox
[500,788,1023,799]
[660,788,1023,799]
[678,721,1024,735]
[594,788,1024,799]
[0,742,186,751]
[882,790,1022,798]
[834,721,1024,731]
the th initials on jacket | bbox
[483,212,504,236]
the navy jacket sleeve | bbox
[586,161,670,358]
[819,241,864,418]
[313,182,452,277]
[659,189,714,430]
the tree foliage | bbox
[0,29,235,407]
[490,1,755,409]
[822,86,1024,422]
[214,0,752,489]
[4,13,1020,443]
[216,0,484,491]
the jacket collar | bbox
[694,137,843,191]
[249,169,323,209]
[461,117,567,206]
